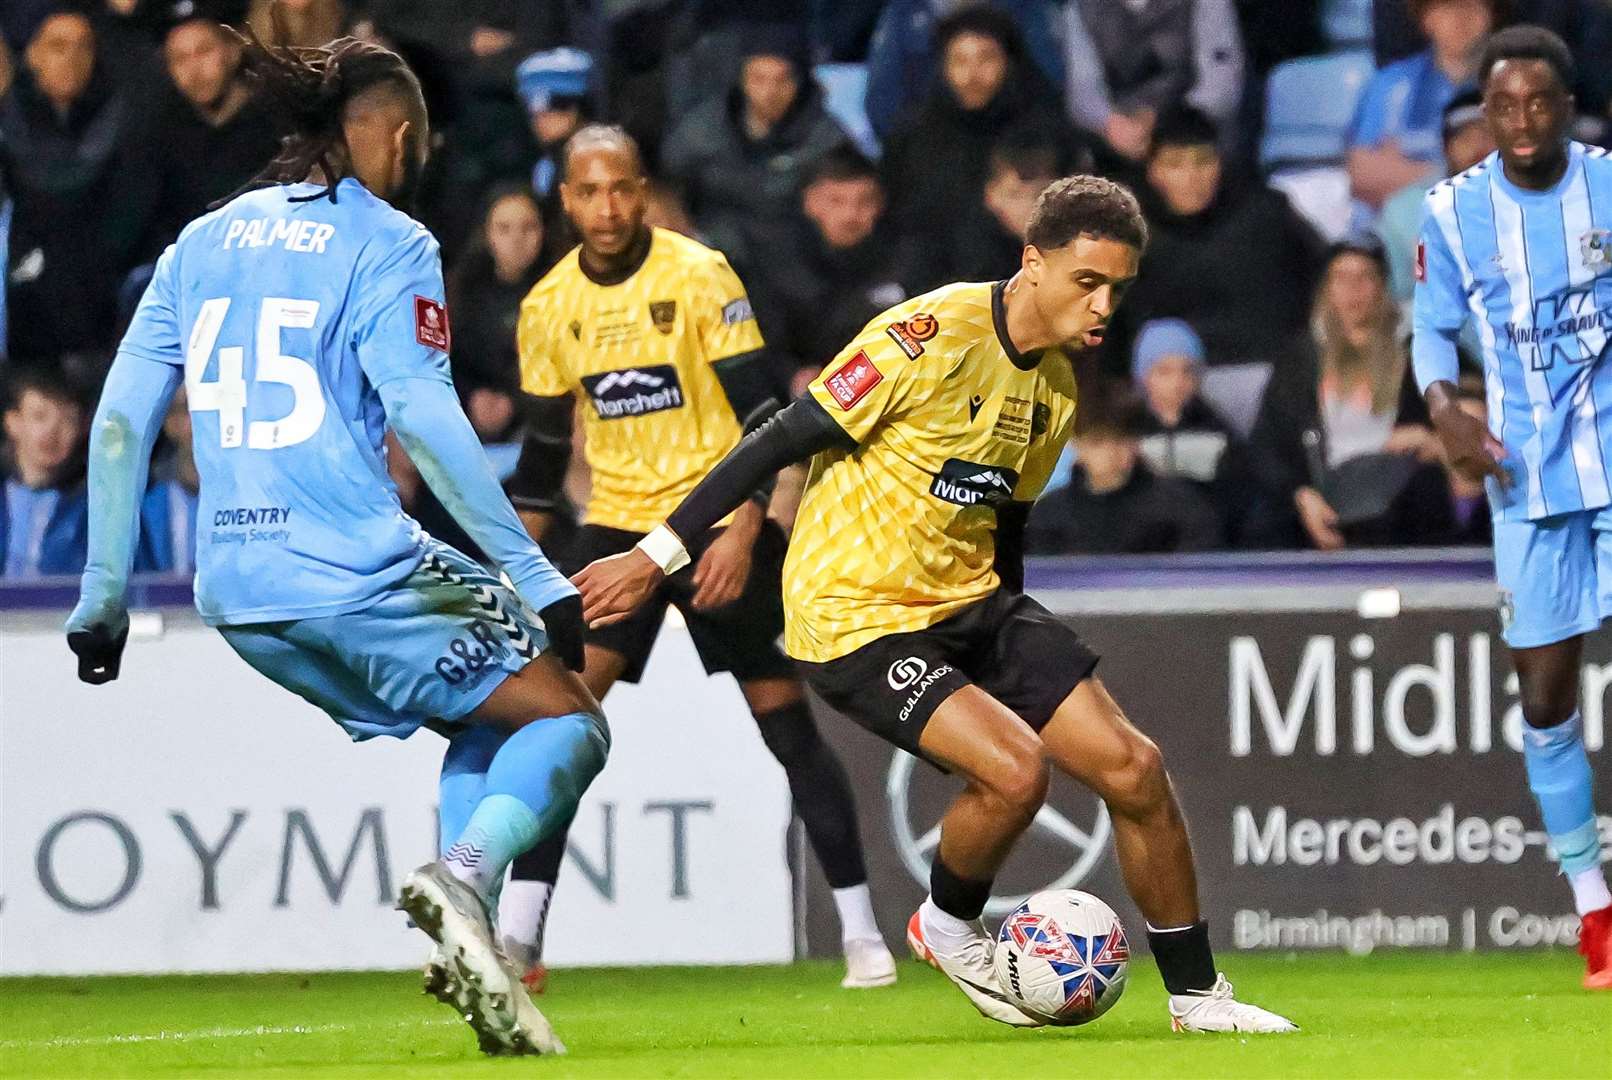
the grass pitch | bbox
[1,953,1605,1078]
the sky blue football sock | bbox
[1522,712,1603,876]
[437,724,505,856]
[442,711,609,901]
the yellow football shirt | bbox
[784,281,1079,662]
[518,228,765,533]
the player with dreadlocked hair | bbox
[67,23,602,1057]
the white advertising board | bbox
[1,611,793,974]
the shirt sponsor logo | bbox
[885,312,939,359]
[896,661,956,723]
[824,350,883,409]
[414,296,451,351]
[1501,286,1612,370]
[722,297,754,325]
[929,458,1019,507]
[887,656,928,690]
[581,364,686,419]
[213,506,293,526]
[650,300,677,335]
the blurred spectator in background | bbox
[1379,88,1494,303]
[137,388,199,575]
[1130,318,1261,546]
[749,146,911,393]
[1063,0,1244,167]
[1347,0,1495,210]
[517,48,591,205]
[245,0,350,49]
[1249,237,1436,551]
[370,0,576,90]
[1,367,87,578]
[661,23,848,274]
[447,184,549,406]
[946,132,1068,283]
[862,0,1067,142]
[140,6,277,257]
[881,5,1075,292]
[1103,106,1325,376]
[1027,388,1223,555]
[2,6,153,364]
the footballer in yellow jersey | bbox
[578,176,1297,1034]
[502,126,894,992]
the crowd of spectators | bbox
[3,0,1609,579]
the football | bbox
[993,890,1130,1026]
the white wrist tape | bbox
[636,525,691,575]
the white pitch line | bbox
[0,1017,458,1051]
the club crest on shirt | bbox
[1582,229,1612,269]
[649,300,677,335]
[886,312,939,359]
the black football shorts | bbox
[797,588,1099,761]
[571,521,796,684]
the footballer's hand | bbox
[65,604,131,686]
[538,594,586,672]
[1430,389,1509,487]
[690,528,753,611]
[574,549,664,628]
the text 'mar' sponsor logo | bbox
[582,364,685,419]
[929,458,1019,507]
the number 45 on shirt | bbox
[186,296,325,450]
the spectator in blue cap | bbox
[1131,317,1259,545]
[517,46,592,201]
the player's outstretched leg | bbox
[1039,679,1297,1033]
[1513,640,1612,989]
[400,657,610,1055]
[423,724,505,1002]
[742,679,895,989]
[904,687,1048,1026]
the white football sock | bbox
[919,897,981,955]
[498,879,555,953]
[833,884,880,946]
[1569,867,1612,916]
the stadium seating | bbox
[813,62,881,159]
[1260,49,1375,240]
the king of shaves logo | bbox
[929,458,1019,507]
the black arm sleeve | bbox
[505,393,574,512]
[994,500,1031,595]
[713,349,787,505]
[666,395,855,544]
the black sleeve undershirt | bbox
[994,500,1031,595]
[666,395,855,544]
[506,393,574,512]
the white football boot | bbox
[1168,973,1299,1033]
[906,910,1041,1027]
[841,937,898,989]
[399,862,565,1055]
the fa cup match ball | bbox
[993,890,1129,1026]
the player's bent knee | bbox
[1106,734,1168,816]
[984,741,1050,819]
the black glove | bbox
[68,623,131,685]
[539,594,586,673]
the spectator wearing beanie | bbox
[661,22,849,274]
[1130,318,1262,546]
[2,4,154,362]
[1101,105,1325,378]
[880,5,1081,293]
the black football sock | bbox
[1147,920,1216,994]
[511,821,570,885]
[753,701,868,889]
[929,854,993,922]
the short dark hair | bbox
[1149,105,1219,158]
[1478,24,1576,94]
[934,3,1026,63]
[3,366,82,415]
[989,133,1064,184]
[804,144,880,189]
[1025,175,1147,254]
[561,123,644,179]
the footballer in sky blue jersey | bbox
[65,32,607,1051]
[1412,25,1612,987]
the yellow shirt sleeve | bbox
[517,291,569,396]
[806,322,923,444]
[692,254,765,364]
